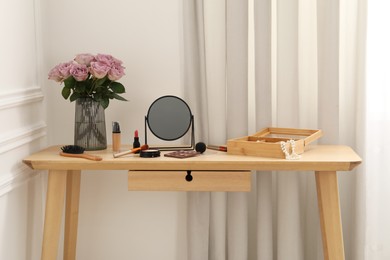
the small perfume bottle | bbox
[112,122,121,152]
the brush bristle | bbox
[61,145,85,154]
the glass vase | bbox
[74,97,107,150]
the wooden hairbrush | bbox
[60,145,103,161]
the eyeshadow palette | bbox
[164,150,199,159]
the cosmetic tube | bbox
[112,122,121,152]
[133,130,140,153]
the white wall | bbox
[41,0,185,146]
[0,0,47,259]
[0,1,188,259]
[39,0,188,259]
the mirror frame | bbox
[144,95,195,150]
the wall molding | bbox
[0,87,46,196]
[0,164,41,197]
[0,123,47,154]
[0,86,44,110]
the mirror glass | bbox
[147,95,192,141]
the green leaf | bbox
[75,82,86,93]
[94,86,105,95]
[94,92,102,101]
[109,92,128,101]
[69,92,81,102]
[96,77,108,87]
[100,98,109,109]
[61,86,71,99]
[64,77,76,88]
[110,82,125,93]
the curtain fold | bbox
[254,2,274,258]
[361,1,390,259]
[183,0,366,259]
[225,0,249,259]
[184,1,249,259]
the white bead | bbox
[280,139,301,160]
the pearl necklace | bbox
[280,139,301,160]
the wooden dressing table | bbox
[23,144,361,260]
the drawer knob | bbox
[185,170,193,182]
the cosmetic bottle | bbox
[112,122,121,152]
[133,130,140,153]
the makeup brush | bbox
[195,142,207,153]
[60,145,103,161]
[113,144,149,158]
[207,145,227,152]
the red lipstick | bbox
[133,130,140,151]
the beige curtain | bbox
[361,1,390,259]
[183,0,366,259]
[183,0,249,259]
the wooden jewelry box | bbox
[227,127,322,159]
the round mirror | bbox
[146,95,192,141]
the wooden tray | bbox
[227,127,322,158]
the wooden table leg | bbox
[315,171,345,260]
[41,170,67,260]
[64,170,81,260]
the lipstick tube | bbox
[133,130,140,153]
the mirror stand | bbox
[144,115,195,151]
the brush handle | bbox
[207,145,227,152]
[113,147,141,158]
[60,152,102,161]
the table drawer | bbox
[128,170,251,192]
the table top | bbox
[23,145,362,172]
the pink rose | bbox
[48,61,73,82]
[48,65,62,82]
[57,62,73,79]
[95,54,115,65]
[74,53,95,66]
[108,63,125,81]
[70,64,89,81]
[90,61,110,79]
[112,57,123,65]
